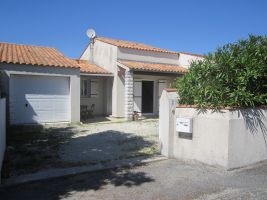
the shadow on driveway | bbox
[0,166,155,200]
[2,123,158,179]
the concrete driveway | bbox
[1,159,267,200]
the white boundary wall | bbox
[0,98,6,182]
[159,90,267,169]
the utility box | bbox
[176,117,193,133]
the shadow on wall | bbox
[239,109,267,144]
[197,108,267,145]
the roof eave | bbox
[131,68,187,74]
[0,61,79,69]
[80,72,113,77]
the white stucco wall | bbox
[113,73,125,117]
[228,109,267,169]
[159,90,267,169]
[80,41,125,117]
[173,108,230,168]
[105,77,113,115]
[0,64,80,124]
[178,53,204,69]
[80,40,118,73]
[118,48,180,65]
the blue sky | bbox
[1,0,267,58]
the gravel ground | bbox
[59,119,159,163]
[3,119,159,178]
[1,159,267,200]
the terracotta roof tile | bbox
[75,59,111,74]
[165,88,177,92]
[179,52,205,58]
[118,60,187,74]
[0,42,79,68]
[95,37,178,55]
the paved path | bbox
[1,159,267,200]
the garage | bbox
[0,42,81,125]
[9,74,71,124]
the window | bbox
[81,78,98,98]
[81,79,89,97]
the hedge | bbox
[176,35,267,108]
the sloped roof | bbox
[75,59,111,74]
[0,42,79,68]
[179,51,205,58]
[118,60,187,74]
[95,37,178,55]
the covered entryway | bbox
[9,74,71,124]
[142,81,154,113]
[133,80,154,114]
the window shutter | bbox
[134,79,142,112]
[81,79,88,97]
[90,79,98,98]
[158,80,167,98]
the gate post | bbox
[159,89,177,158]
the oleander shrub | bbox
[176,35,267,108]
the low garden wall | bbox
[159,90,267,169]
[0,98,6,182]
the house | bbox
[80,37,203,119]
[0,37,203,125]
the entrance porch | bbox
[80,75,113,119]
[124,71,178,119]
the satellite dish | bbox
[86,28,96,39]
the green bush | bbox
[176,35,267,108]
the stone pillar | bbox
[125,70,134,120]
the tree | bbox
[176,35,267,108]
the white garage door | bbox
[10,74,71,124]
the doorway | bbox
[142,81,154,113]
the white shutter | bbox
[158,80,167,98]
[158,80,167,112]
[134,80,142,112]
[90,79,99,98]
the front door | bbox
[142,81,154,113]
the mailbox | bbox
[176,117,193,133]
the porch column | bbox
[125,70,134,120]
